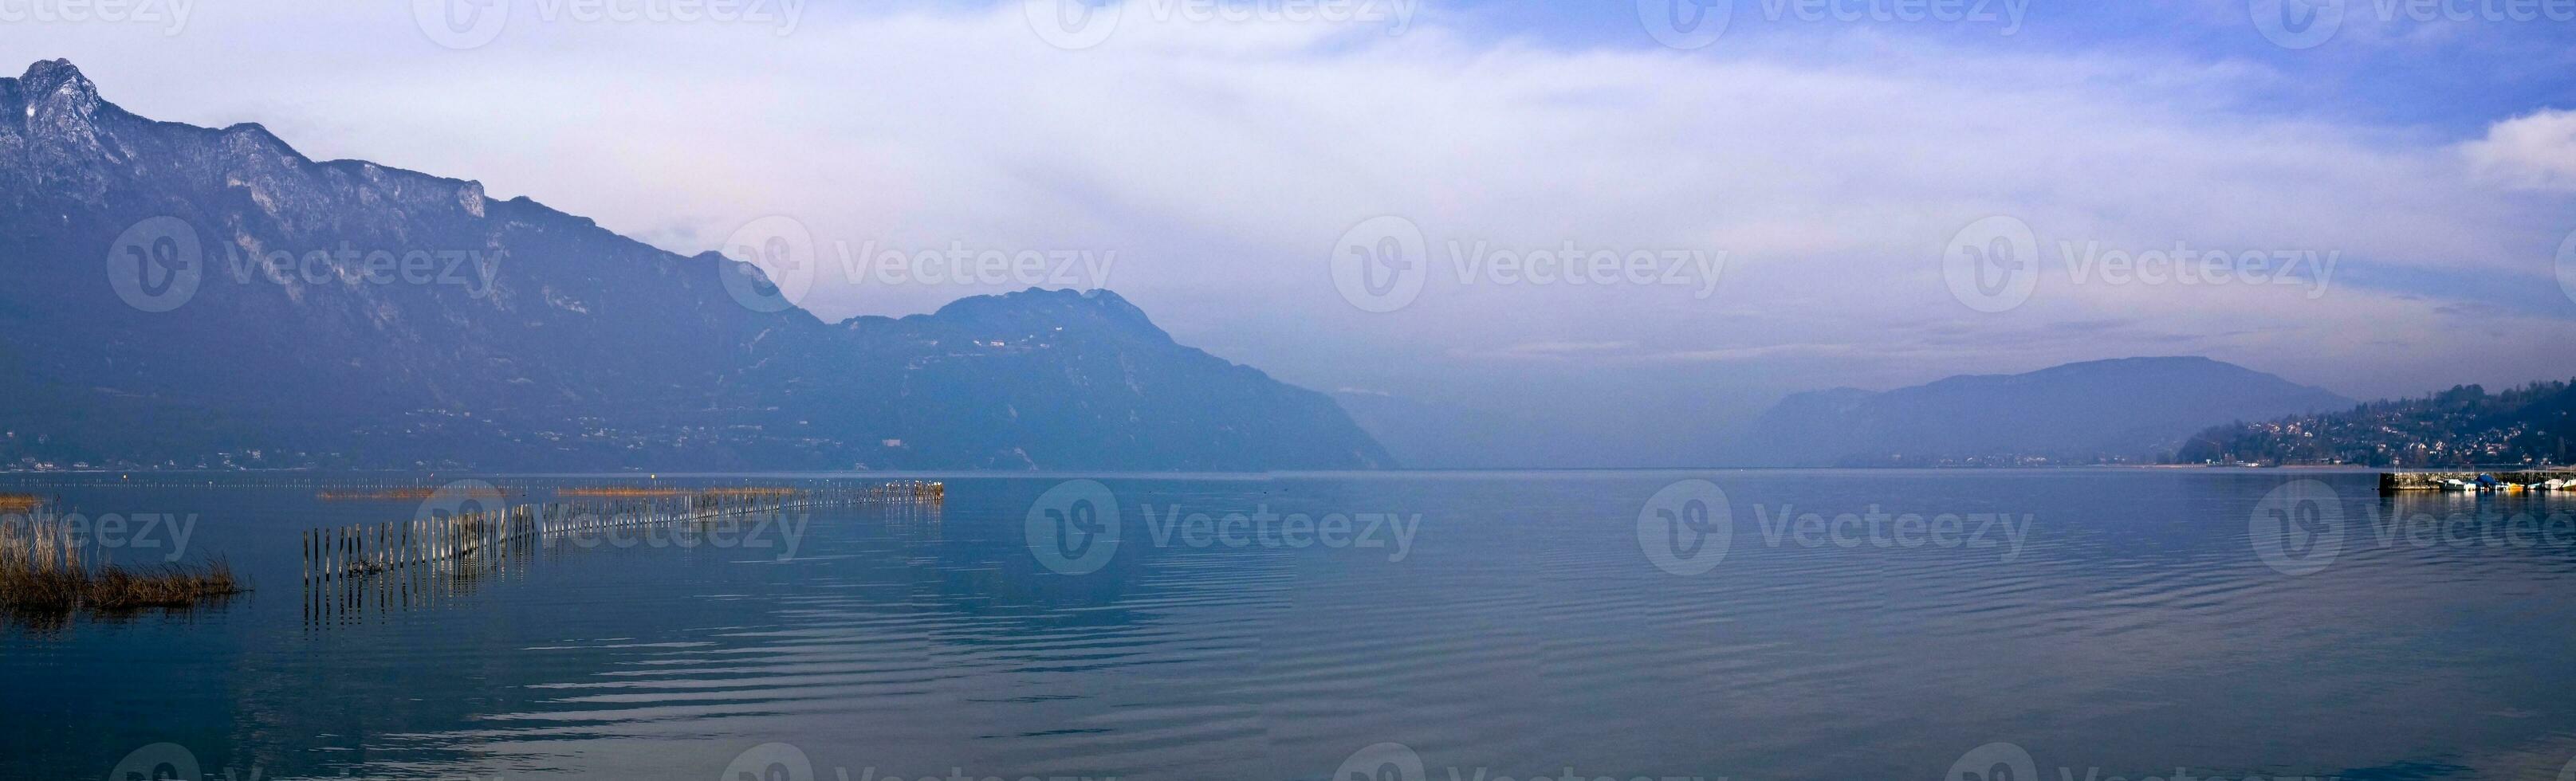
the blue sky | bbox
[1465,0,2574,131]
[5,0,2574,465]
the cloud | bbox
[2464,108,2576,191]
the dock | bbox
[2378,470,2576,492]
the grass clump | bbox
[0,514,242,623]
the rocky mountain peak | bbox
[9,59,104,126]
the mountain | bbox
[0,60,1393,471]
[1737,357,2354,466]
[2175,379,2575,467]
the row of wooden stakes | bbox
[301,482,944,583]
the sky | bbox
[5,0,2574,465]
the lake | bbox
[5,469,2576,780]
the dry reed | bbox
[0,514,241,620]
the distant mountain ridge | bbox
[1740,356,2354,466]
[0,59,1393,471]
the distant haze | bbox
[4,1,2573,467]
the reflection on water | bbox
[3,471,2576,780]
[2383,489,2576,527]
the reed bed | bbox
[0,514,241,618]
[0,493,45,512]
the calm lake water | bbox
[6,469,2576,780]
